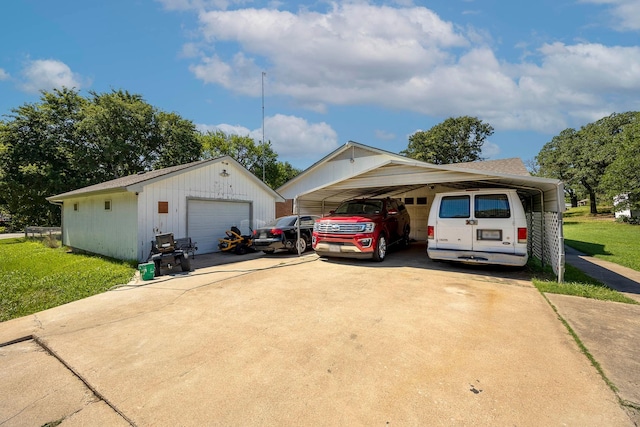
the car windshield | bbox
[334,200,383,215]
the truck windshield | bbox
[334,200,383,214]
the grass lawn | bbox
[531,206,639,304]
[563,206,640,271]
[0,238,135,322]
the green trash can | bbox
[138,262,155,281]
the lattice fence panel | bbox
[527,212,544,262]
[526,211,564,278]
[545,212,563,276]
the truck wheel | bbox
[372,235,387,262]
[402,227,411,248]
[181,255,191,272]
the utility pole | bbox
[261,71,266,182]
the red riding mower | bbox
[218,226,254,255]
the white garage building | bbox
[47,156,284,262]
[278,141,566,280]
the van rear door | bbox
[472,193,516,254]
[434,195,473,250]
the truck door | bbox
[472,194,515,254]
[435,195,473,250]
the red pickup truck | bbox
[312,198,411,262]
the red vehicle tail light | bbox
[270,228,283,236]
[517,227,527,244]
[427,225,434,240]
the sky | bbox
[1,0,639,170]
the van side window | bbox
[439,196,470,218]
[475,194,511,218]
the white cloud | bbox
[481,141,501,158]
[20,59,87,94]
[181,3,640,136]
[580,0,640,31]
[0,68,9,80]
[197,114,339,161]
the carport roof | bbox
[295,159,564,211]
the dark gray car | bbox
[252,215,320,254]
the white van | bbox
[427,189,528,266]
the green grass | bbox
[0,238,135,322]
[533,264,638,304]
[563,206,640,271]
[529,206,640,304]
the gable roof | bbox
[449,158,530,176]
[47,156,284,202]
[278,141,531,193]
[278,140,413,193]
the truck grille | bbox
[316,222,367,233]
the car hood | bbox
[319,214,382,222]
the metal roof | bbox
[295,160,564,212]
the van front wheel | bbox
[372,235,387,262]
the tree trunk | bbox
[589,191,598,214]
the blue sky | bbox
[1,0,639,170]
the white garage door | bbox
[188,200,251,253]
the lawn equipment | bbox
[218,226,254,255]
[149,232,192,276]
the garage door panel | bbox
[188,200,251,253]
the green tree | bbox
[536,128,581,207]
[155,111,202,169]
[199,130,299,188]
[0,88,202,227]
[0,88,87,228]
[602,119,640,213]
[537,112,638,214]
[401,116,494,164]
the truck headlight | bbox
[364,222,375,233]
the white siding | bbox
[62,192,138,260]
[136,161,276,260]
[280,149,399,199]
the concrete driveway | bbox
[0,244,633,426]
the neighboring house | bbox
[277,140,566,279]
[614,194,639,219]
[47,156,284,262]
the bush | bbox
[615,215,640,225]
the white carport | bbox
[294,160,566,281]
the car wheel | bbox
[180,255,191,272]
[372,235,387,262]
[402,227,411,248]
[290,236,307,254]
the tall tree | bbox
[0,88,202,227]
[199,130,299,188]
[0,88,87,228]
[401,116,494,164]
[537,112,638,214]
[536,128,581,207]
[155,111,202,169]
[602,118,640,213]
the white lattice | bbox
[526,211,564,279]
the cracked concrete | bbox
[0,244,637,426]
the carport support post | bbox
[295,196,301,256]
